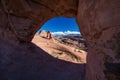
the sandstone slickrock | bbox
[0,0,120,80]
[32,34,87,63]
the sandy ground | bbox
[32,34,87,63]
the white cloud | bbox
[52,31,65,35]
[52,31,81,36]
[64,31,80,35]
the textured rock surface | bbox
[0,0,85,80]
[77,0,120,80]
[0,0,120,80]
[0,0,78,42]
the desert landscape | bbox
[32,30,87,63]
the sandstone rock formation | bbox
[55,36,87,50]
[39,30,55,41]
[32,34,87,63]
[39,30,48,38]
[77,0,120,80]
[0,0,78,42]
[0,0,120,80]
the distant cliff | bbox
[55,36,87,51]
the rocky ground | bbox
[32,33,87,63]
[54,35,87,51]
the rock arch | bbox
[0,0,120,80]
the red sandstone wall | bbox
[0,0,120,80]
[77,0,120,80]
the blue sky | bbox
[37,16,81,36]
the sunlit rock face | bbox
[77,0,120,80]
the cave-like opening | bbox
[32,16,87,63]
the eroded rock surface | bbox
[77,0,120,80]
[0,0,120,80]
[0,0,85,80]
[0,0,78,42]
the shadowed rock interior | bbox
[0,0,120,80]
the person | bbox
[47,31,52,39]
